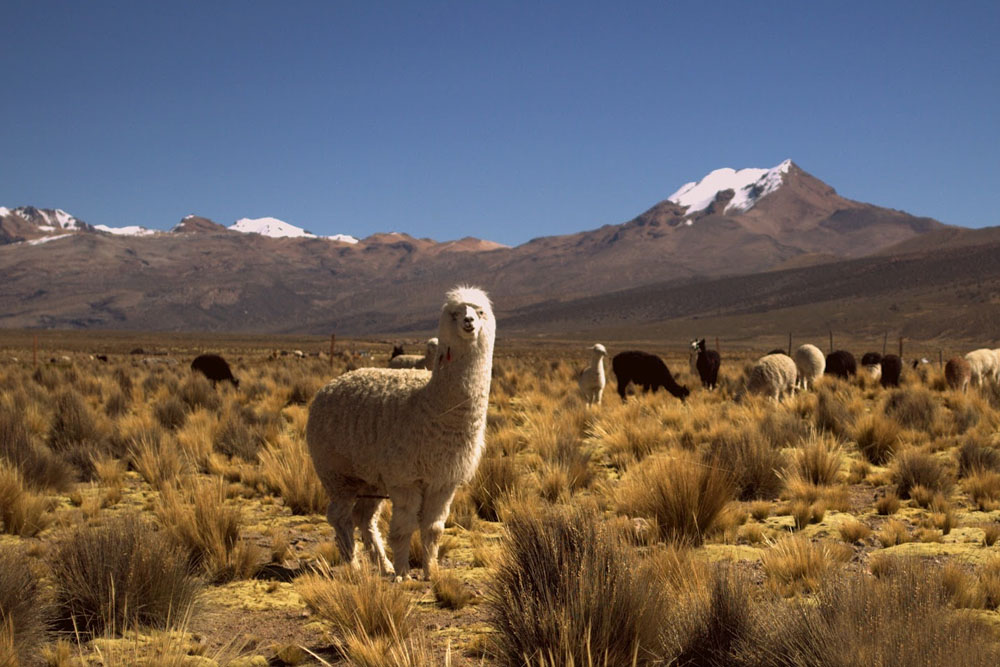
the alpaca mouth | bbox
[462,323,475,333]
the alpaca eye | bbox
[451,313,458,321]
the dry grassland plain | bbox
[2,330,1000,665]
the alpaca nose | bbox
[464,315,474,325]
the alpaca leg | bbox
[419,487,456,580]
[596,386,603,405]
[388,487,421,580]
[325,496,357,567]
[353,497,393,575]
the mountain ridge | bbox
[2,161,977,336]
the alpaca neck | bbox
[426,337,493,419]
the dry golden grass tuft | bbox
[791,431,843,486]
[487,505,669,665]
[258,434,328,515]
[852,412,901,464]
[296,561,416,649]
[0,461,52,536]
[762,535,835,596]
[432,572,475,610]
[0,545,49,663]
[893,446,953,499]
[49,514,201,637]
[615,451,733,546]
[155,479,260,583]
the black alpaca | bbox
[191,354,239,388]
[612,351,689,402]
[880,354,903,388]
[690,338,721,390]
[825,350,857,379]
[861,352,883,367]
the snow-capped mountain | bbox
[1,160,951,334]
[668,159,792,217]
[229,216,359,243]
[0,206,87,231]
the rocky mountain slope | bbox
[0,161,965,335]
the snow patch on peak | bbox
[94,224,157,236]
[230,217,317,238]
[229,216,358,242]
[327,233,359,244]
[183,214,196,221]
[0,207,10,217]
[669,159,792,216]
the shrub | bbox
[708,429,785,501]
[213,409,265,461]
[0,545,49,663]
[179,374,220,412]
[468,455,521,521]
[814,387,855,438]
[47,389,108,478]
[432,573,475,610]
[958,437,1000,477]
[258,435,328,515]
[761,536,833,596]
[884,387,939,433]
[762,559,1000,666]
[616,452,734,546]
[852,413,901,465]
[0,462,51,537]
[487,506,667,665]
[154,396,188,430]
[155,480,260,583]
[0,400,73,492]
[792,433,842,486]
[297,562,415,642]
[893,448,953,499]
[50,514,200,636]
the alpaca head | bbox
[438,286,494,351]
[592,343,607,358]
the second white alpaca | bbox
[578,343,607,405]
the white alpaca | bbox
[738,353,797,402]
[307,286,494,580]
[578,344,607,405]
[388,337,439,370]
[793,344,825,391]
[965,348,998,386]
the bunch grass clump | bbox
[893,447,953,499]
[615,451,734,546]
[296,561,416,647]
[0,545,49,663]
[487,505,668,665]
[49,514,201,636]
[155,480,260,583]
[852,413,901,465]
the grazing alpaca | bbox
[965,348,999,386]
[945,357,972,393]
[190,354,239,388]
[388,337,439,370]
[737,353,797,402]
[825,350,857,380]
[611,351,689,402]
[793,344,825,391]
[307,286,494,580]
[578,344,608,405]
[861,352,883,381]
[879,354,903,388]
[689,338,721,390]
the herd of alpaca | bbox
[299,285,1000,580]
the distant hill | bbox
[0,161,969,336]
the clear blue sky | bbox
[2,1,997,246]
